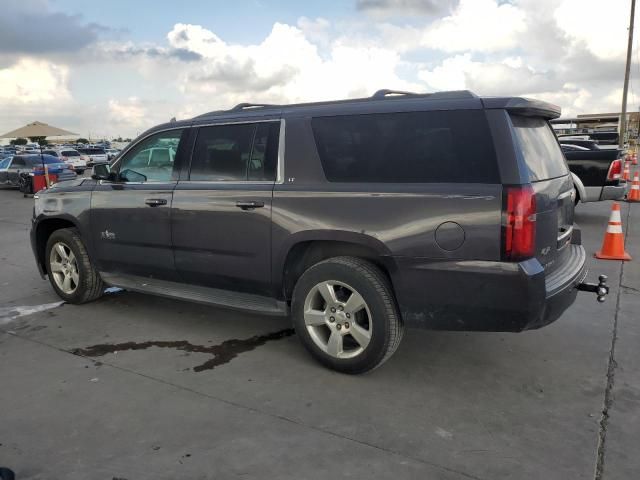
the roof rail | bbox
[372,89,418,98]
[229,102,276,112]
[372,89,478,100]
[430,90,477,99]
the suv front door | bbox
[171,120,281,295]
[90,128,188,280]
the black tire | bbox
[18,174,32,194]
[0,467,15,480]
[45,228,104,304]
[291,256,404,374]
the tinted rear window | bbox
[61,150,80,156]
[511,116,569,181]
[312,110,499,183]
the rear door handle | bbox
[236,201,265,210]
[145,198,168,207]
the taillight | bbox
[607,159,622,180]
[502,185,537,261]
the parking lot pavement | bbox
[0,187,638,480]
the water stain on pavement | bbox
[70,328,295,372]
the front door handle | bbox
[236,201,265,210]
[145,198,168,207]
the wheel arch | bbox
[570,172,586,203]
[34,216,81,274]
[275,231,397,302]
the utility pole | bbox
[620,0,636,149]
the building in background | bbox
[551,111,640,146]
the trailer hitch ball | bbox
[577,274,609,302]
[597,275,608,303]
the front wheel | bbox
[45,228,104,304]
[291,256,404,374]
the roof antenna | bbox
[169,117,177,123]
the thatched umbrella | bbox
[0,121,78,188]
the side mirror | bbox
[91,163,111,180]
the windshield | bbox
[511,115,569,181]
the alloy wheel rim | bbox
[49,241,79,294]
[303,280,372,359]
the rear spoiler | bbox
[481,97,561,120]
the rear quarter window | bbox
[511,115,569,181]
[311,110,499,183]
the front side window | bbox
[117,129,184,182]
[189,122,280,181]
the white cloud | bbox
[418,54,559,95]
[554,0,631,60]
[0,58,71,104]
[421,0,527,52]
[1,1,639,138]
[166,22,417,109]
[108,97,146,126]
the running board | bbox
[99,272,288,316]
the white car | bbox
[105,148,121,160]
[77,148,108,166]
[43,149,87,173]
[59,149,88,173]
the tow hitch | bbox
[577,275,610,303]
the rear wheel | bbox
[45,228,104,304]
[292,256,403,374]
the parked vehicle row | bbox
[0,154,77,192]
[30,89,608,373]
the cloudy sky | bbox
[1,0,639,139]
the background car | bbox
[105,148,121,160]
[560,144,627,203]
[0,156,13,180]
[46,148,87,174]
[76,147,108,166]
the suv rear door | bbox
[171,119,281,295]
[510,115,574,274]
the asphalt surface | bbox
[0,185,638,480]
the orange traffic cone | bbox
[595,203,631,260]
[633,153,638,166]
[623,161,631,180]
[628,172,640,202]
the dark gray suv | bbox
[30,90,608,373]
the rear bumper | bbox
[392,243,587,332]
[600,183,627,201]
